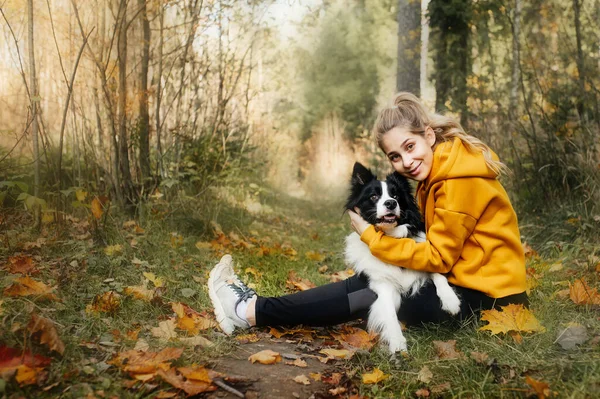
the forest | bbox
[1,0,599,397]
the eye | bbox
[406,143,415,151]
[389,154,400,162]
[370,195,379,202]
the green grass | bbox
[1,181,599,398]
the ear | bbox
[351,162,376,186]
[425,126,436,148]
[388,171,411,192]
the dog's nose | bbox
[384,200,397,210]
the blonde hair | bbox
[373,92,508,176]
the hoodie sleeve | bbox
[359,180,479,274]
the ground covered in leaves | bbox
[1,184,600,398]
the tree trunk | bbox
[156,3,165,178]
[138,0,151,186]
[396,0,421,96]
[27,0,41,226]
[117,0,135,205]
[572,0,586,120]
[509,0,521,114]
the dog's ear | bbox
[388,171,411,192]
[351,162,375,186]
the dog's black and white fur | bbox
[344,162,461,353]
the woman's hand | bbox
[348,209,370,235]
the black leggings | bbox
[255,274,528,327]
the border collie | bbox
[344,162,461,353]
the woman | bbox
[207,92,528,335]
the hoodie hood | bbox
[422,138,498,189]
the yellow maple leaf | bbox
[104,244,123,256]
[569,278,600,305]
[362,368,389,384]
[86,291,121,314]
[479,304,545,335]
[91,197,104,219]
[124,284,155,302]
[143,272,165,288]
[248,349,282,365]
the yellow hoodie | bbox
[360,138,527,298]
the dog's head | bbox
[345,162,422,232]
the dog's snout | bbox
[384,200,397,210]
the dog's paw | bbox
[387,339,407,354]
[441,295,461,315]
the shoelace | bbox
[228,281,256,302]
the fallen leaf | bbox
[432,340,464,360]
[522,242,538,258]
[124,283,156,302]
[293,374,311,385]
[4,255,38,275]
[333,327,377,350]
[109,347,183,378]
[431,382,451,394]
[555,322,588,350]
[286,270,316,291]
[569,279,600,305]
[151,319,178,341]
[86,291,121,314]
[525,375,551,398]
[418,365,433,383]
[305,251,325,262]
[329,269,355,282]
[479,304,546,335]
[27,314,65,355]
[470,351,489,364]
[143,272,165,288]
[415,388,431,397]
[319,348,354,360]
[104,244,123,256]
[309,372,322,381]
[362,368,389,384]
[322,372,343,385]
[3,276,58,301]
[156,367,217,396]
[329,387,347,395]
[235,333,260,343]
[0,345,52,386]
[248,350,282,365]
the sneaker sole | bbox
[208,257,236,335]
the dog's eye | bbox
[370,195,379,202]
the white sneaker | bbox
[208,254,256,335]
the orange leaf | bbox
[333,327,377,350]
[286,270,316,291]
[86,291,121,314]
[432,340,464,360]
[124,284,156,302]
[109,348,183,378]
[156,367,218,396]
[362,368,389,384]
[3,276,58,301]
[27,314,65,355]
[248,349,282,365]
[4,255,38,275]
[91,197,106,219]
[522,242,538,258]
[479,304,545,335]
[525,375,552,398]
[569,279,600,305]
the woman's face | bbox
[380,126,437,181]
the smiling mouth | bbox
[409,163,422,175]
[378,214,398,224]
